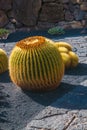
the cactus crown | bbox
[16,36,48,49]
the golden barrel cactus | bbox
[9,36,64,91]
[0,49,8,74]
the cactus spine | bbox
[9,36,64,91]
[0,49,8,74]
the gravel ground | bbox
[0,30,87,130]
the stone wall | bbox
[0,0,87,30]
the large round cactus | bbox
[0,49,8,74]
[9,36,64,91]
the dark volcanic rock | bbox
[39,3,64,22]
[13,0,42,26]
[0,0,12,11]
[0,10,9,27]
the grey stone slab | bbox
[24,81,87,129]
[23,108,73,130]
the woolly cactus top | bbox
[16,36,53,49]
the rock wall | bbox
[0,0,87,30]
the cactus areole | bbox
[9,36,64,91]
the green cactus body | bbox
[9,36,64,91]
[0,49,8,74]
[48,27,65,35]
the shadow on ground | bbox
[0,28,87,43]
[0,85,10,123]
[0,71,11,83]
[52,84,87,110]
[23,82,75,106]
[65,63,87,76]
[23,82,87,110]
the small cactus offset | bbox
[54,42,79,69]
[9,36,64,91]
[0,49,8,74]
